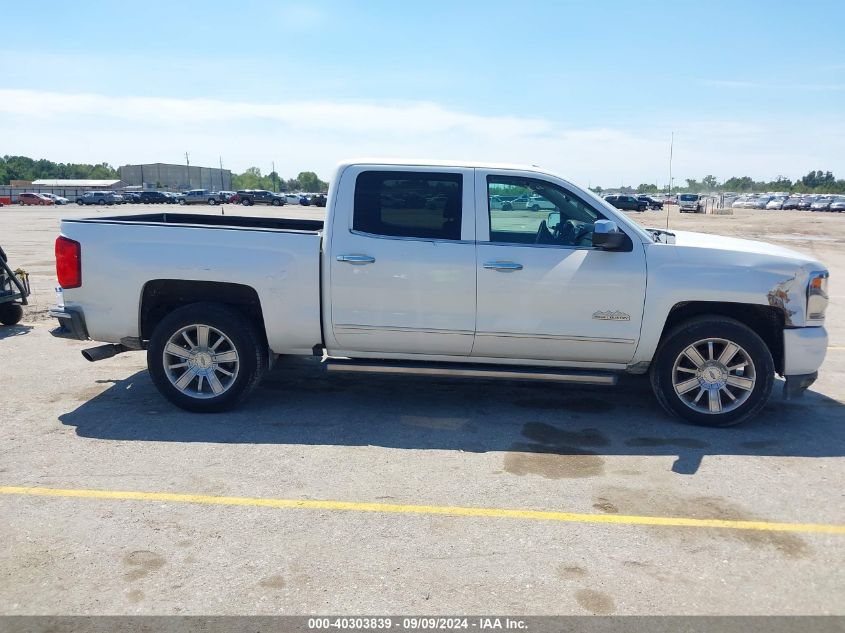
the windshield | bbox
[679,194,698,201]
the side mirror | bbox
[592,220,626,250]
[547,210,560,229]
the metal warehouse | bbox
[118,163,232,191]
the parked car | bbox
[828,197,845,213]
[139,191,170,204]
[121,192,141,203]
[180,189,223,205]
[751,196,772,210]
[50,159,830,427]
[798,196,816,210]
[637,195,663,210]
[311,193,328,208]
[217,191,237,203]
[19,192,55,206]
[236,190,286,206]
[299,195,311,206]
[605,195,647,212]
[76,191,123,206]
[766,196,788,210]
[678,194,703,213]
[811,197,833,212]
[782,196,802,210]
[40,193,69,205]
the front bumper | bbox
[49,305,88,340]
[783,326,828,376]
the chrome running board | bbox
[324,359,617,385]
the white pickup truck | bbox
[50,160,829,426]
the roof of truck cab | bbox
[338,158,550,173]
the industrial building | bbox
[118,163,231,191]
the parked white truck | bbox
[50,160,829,426]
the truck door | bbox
[327,166,476,356]
[472,170,647,364]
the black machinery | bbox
[0,245,30,326]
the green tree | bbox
[702,175,718,190]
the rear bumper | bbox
[49,305,89,340]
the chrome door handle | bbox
[337,254,376,264]
[483,261,523,271]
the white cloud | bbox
[0,89,841,186]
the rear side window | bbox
[353,171,462,240]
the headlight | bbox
[807,271,829,321]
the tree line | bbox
[0,155,329,192]
[230,166,328,193]
[592,170,845,195]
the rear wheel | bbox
[97,199,106,206]
[208,198,217,205]
[147,303,267,412]
[272,199,281,206]
[0,303,23,326]
[178,199,186,205]
[650,316,774,426]
[241,198,252,206]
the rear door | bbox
[326,165,476,356]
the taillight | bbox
[55,236,81,288]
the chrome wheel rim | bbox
[163,324,239,399]
[672,337,756,414]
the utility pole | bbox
[272,161,276,192]
[667,132,674,230]
[185,152,190,189]
[219,156,224,190]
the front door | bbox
[327,166,476,356]
[473,171,647,364]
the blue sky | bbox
[1,0,843,186]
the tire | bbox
[178,199,186,205]
[0,303,24,326]
[271,199,281,206]
[97,199,106,206]
[208,198,217,205]
[650,316,774,427]
[147,302,268,413]
[530,204,540,212]
[241,198,252,206]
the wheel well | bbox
[140,280,266,344]
[660,302,785,374]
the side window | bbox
[353,171,462,240]
[487,176,603,247]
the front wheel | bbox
[147,303,268,412]
[241,198,252,206]
[178,199,186,205]
[208,198,217,205]
[650,316,774,426]
[271,199,281,206]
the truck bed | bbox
[70,212,323,233]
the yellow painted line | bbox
[1,485,844,535]
[828,346,845,351]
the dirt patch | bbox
[258,575,286,590]
[557,564,587,580]
[592,498,619,513]
[123,550,165,581]
[575,588,615,614]
[595,487,809,559]
[504,443,604,479]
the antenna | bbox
[666,132,674,230]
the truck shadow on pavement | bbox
[59,357,845,476]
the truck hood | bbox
[668,230,824,268]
